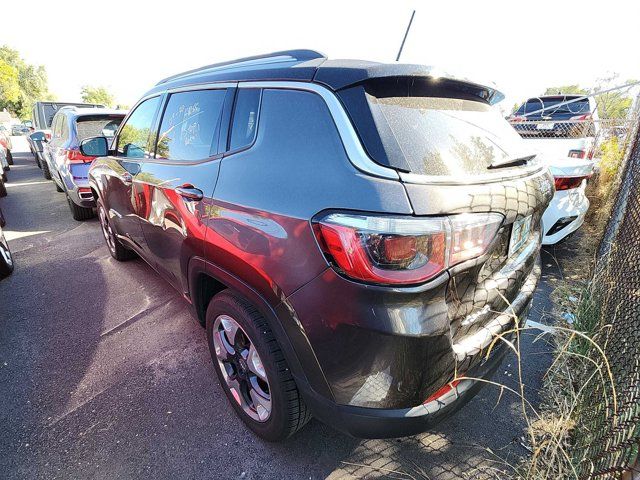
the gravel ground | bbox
[0,136,565,479]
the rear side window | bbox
[75,115,124,142]
[156,89,227,161]
[117,97,161,158]
[230,89,261,151]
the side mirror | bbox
[80,136,108,157]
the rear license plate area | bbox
[509,215,532,256]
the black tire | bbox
[54,179,64,192]
[0,235,14,279]
[206,290,311,441]
[67,193,94,221]
[6,150,13,165]
[1,172,6,183]
[0,180,6,198]
[41,159,52,180]
[35,154,41,169]
[97,200,136,260]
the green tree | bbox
[0,45,53,119]
[0,60,20,104]
[542,85,588,95]
[80,85,115,107]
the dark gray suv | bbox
[85,50,553,441]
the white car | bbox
[541,157,593,245]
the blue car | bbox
[42,107,126,220]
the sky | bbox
[2,0,640,113]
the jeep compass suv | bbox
[86,50,553,441]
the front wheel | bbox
[206,291,311,441]
[97,200,136,260]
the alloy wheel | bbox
[98,205,116,253]
[212,314,272,422]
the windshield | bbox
[369,96,533,176]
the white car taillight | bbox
[313,212,503,285]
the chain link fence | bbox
[568,107,640,478]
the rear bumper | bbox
[63,163,96,208]
[542,186,589,245]
[300,265,537,438]
[288,254,541,438]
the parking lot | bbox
[1,136,564,480]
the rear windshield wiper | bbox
[488,154,536,170]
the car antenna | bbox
[395,10,416,62]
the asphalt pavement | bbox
[0,136,564,480]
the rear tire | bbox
[67,193,94,221]
[206,290,311,441]
[97,200,136,260]
[6,150,13,165]
[41,160,52,180]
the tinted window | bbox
[117,97,161,158]
[30,132,45,141]
[369,95,531,176]
[230,89,261,151]
[156,89,226,161]
[75,115,124,141]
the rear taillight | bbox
[570,114,592,121]
[64,148,95,164]
[509,116,526,122]
[45,132,51,140]
[313,212,503,286]
[568,149,586,159]
[554,175,591,191]
[424,380,461,404]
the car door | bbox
[100,96,163,252]
[135,85,234,295]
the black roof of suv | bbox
[148,49,504,103]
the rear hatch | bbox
[339,76,554,368]
[70,115,124,180]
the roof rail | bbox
[157,49,326,85]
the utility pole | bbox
[396,10,416,62]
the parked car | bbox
[0,143,9,185]
[43,108,125,220]
[11,124,29,136]
[541,157,593,245]
[86,50,553,441]
[32,101,105,130]
[0,207,13,279]
[27,130,50,168]
[508,95,599,160]
[0,126,13,165]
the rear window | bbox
[515,97,591,116]
[30,131,45,141]
[340,77,533,176]
[75,115,124,141]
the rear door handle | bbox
[175,186,203,201]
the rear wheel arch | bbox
[187,257,334,402]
